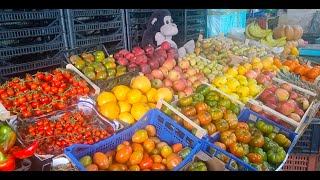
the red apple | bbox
[145,74,154,80]
[296,97,310,111]
[295,107,305,118]
[250,104,263,113]
[178,60,190,70]
[157,49,167,59]
[265,102,277,110]
[132,47,145,56]
[162,59,175,70]
[289,91,299,99]
[163,79,173,87]
[275,88,289,102]
[252,68,261,75]
[119,49,130,56]
[288,113,301,122]
[263,70,276,79]
[168,70,181,82]
[280,83,292,93]
[183,86,194,96]
[117,57,129,66]
[276,101,295,116]
[149,59,160,70]
[140,64,152,74]
[245,70,258,79]
[125,53,135,60]
[173,79,186,91]
[267,85,278,92]
[173,66,183,73]
[144,44,155,55]
[260,90,273,101]
[135,54,148,65]
[161,41,171,51]
[151,69,164,80]
[257,74,271,86]
[263,93,278,105]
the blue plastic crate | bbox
[202,109,298,171]
[292,124,320,154]
[65,108,202,171]
[299,49,320,57]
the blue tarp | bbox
[207,9,247,37]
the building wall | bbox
[287,9,319,33]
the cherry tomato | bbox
[44,74,53,82]
[6,89,14,96]
[25,74,33,81]
[36,72,44,80]
[33,93,40,100]
[18,96,27,104]
[25,93,33,101]
[34,109,43,116]
[56,102,67,110]
[30,83,38,90]
[51,87,58,94]
[22,110,32,118]
[1,92,8,100]
[43,85,51,92]
[12,100,20,106]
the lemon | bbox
[97,92,117,107]
[118,101,132,113]
[127,89,143,104]
[226,68,238,77]
[238,66,247,75]
[251,57,261,64]
[118,112,135,124]
[236,86,250,97]
[213,76,227,87]
[243,63,253,71]
[112,85,131,101]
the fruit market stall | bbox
[0,9,320,172]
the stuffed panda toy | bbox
[141,9,195,58]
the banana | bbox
[248,22,272,38]
[245,23,259,40]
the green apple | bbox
[203,67,211,74]
[198,64,205,70]
[189,58,197,66]
[247,78,257,86]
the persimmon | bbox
[294,65,306,76]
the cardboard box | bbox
[180,151,227,171]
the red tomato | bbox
[6,89,14,96]
[36,72,44,80]
[44,74,53,82]
[1,92,8,100]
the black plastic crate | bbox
[0,9,67,59]
[292,124,320,154]
[65,9,127,50]
[0,53,65,84]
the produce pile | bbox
[96,75,173,125]
[212,120,292,171]
[78,125,192,171]
[17,110,114,155]
[251,82,311,129]
[0,68,91,118]
[70,50,128,81]
[282,60,320,83]
[162,84,241,136]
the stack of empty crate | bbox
[184,9,207,42]
[64,9,127,54]
[0,9,68,66]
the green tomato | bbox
[107,69,116,77]
[192,93,204,103]
[218,99,231,109]
[196,84,211,96]
[251,147,267,161]
[179,96,193,107]
[75,59,86,70]
[179,147,192,159]
[204,99,217,108]
[205,91,220,101]
[229,103,240,115]
[84,71,96,80]
[263,137,279,152]
[94,65,106,73]
[79,156,92,168]
[96,71,108,80]
[188,161,208,171]
[267,147,286,165]
[267,132,277,140]
[93,50,105,63]
[0,125,12,143]
[83,66,94,74]
[255,121,274,135]
[161,105,173,116]
[116,65,127,72]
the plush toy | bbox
[141,9,195,58]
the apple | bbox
[260,90,273,101]
[276,101,295,116]
[157,49,167,59]
[149,59,160,70]
[151,69,164,80]
[267,85,278,92]
[163,79,173,87]
[173,66,183,73]
[296,97,310,111]
[245,70,258,79]
[135,54,148,65]
[117,57,129,66]
[162,60,175,71]
[275,88,289,102]
[119,49,130,56]
[145,73,154,80]
[288,113,301,122]
[125,53,135,60]
[113,52,122,60]
[188,76,197,83]
[151,79,164,89]
[263,70,276,79]
[168,70,181,82]
[252,68,261,75]
[280,83,292,93]
[178,60,190,70]
[140,64,152,74]
[178,91,187,99]
[132,47,145,56]
[161,41,171,51]
[265,102,277,110]
[159,66,169,77]
[195,73,205,79]
[173,79,186,91]
[183,86,194,96]
[263,93,279,105]
[189,58,196,66]
[250,104,263,113]
[256,74,271,86]
[144,44,155,55]
[289,91,299,99]
[192,80,202,88]
[157,56,166,66]
[295,107,305,118]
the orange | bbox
[112,85,131,101]
[118,112,135,124]
[131,103,150,121]
[147,103,156,109]
[97,92,117,107]
[131,76,151,93]
[146,88,157,103]
[156,88,173,103]
[127,89,142,104]
[99,101,120,119]
[140,95,148,103]
[118,101,132,113]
